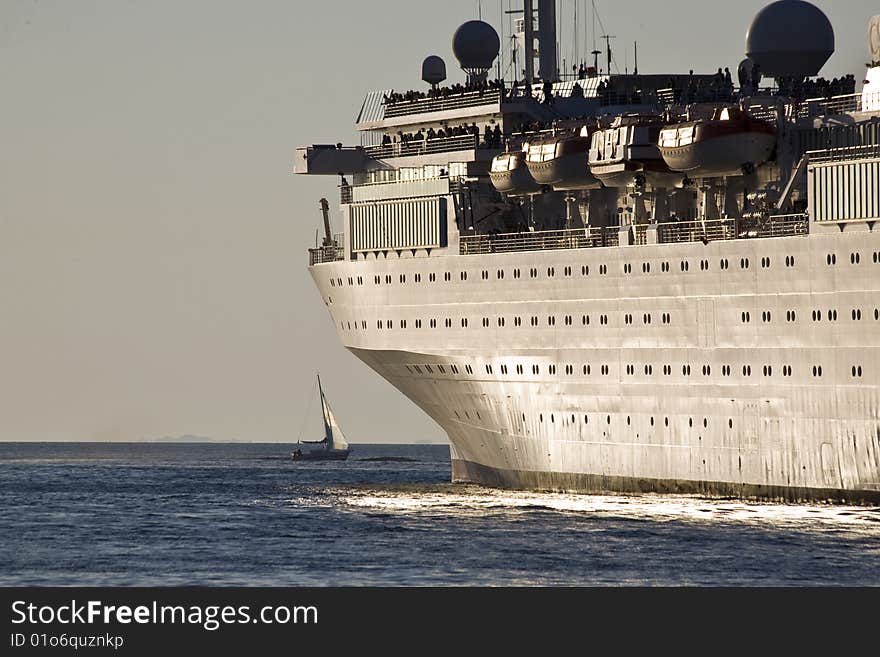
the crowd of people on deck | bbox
[668,69,737,104]
[383,79,508,105]
[379,122,503,149]
[779,75,858,100]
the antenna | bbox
[591,0,598,56]
[634,41,638,75]
[601,34,615,75]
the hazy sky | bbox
[1,0,876,443]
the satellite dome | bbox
[422,55,447,85]
[870,15,880,66]
[746,1,834,77]
[452,20,500,73]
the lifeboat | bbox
[489,149,541,196]
[588,114,685,189]
[657,106,776,178]
[525,126,603,191]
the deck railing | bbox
[458,215,808,256]
[459,227,619,256]
[798,92,879,118]
[757,213,810,238]
[807,144,880,163]
[365,134,483,159]
[657,218,738,244]
[383,90,502,118]
[308,242,344,266]
[308,214,809,264]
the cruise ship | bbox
[295,1,880,503]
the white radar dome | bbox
[746,0,834,78]
[870,16,880,66]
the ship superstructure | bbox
[296,1,880,503]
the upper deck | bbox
[308,141,878,267]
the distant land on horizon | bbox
[150,434,240,443]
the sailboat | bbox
[291,375,351,461]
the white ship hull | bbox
[312,228,880,503]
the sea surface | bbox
[1,442,879,586]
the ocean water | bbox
[1,442,879,586]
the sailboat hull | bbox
[292,448,350,462]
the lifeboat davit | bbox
[588,114,685,189]
[489,149,541,196]
[525,127,603,191]
[657,106,776,178]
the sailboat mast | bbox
[318,373,333,448]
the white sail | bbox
[319,377,349,451]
